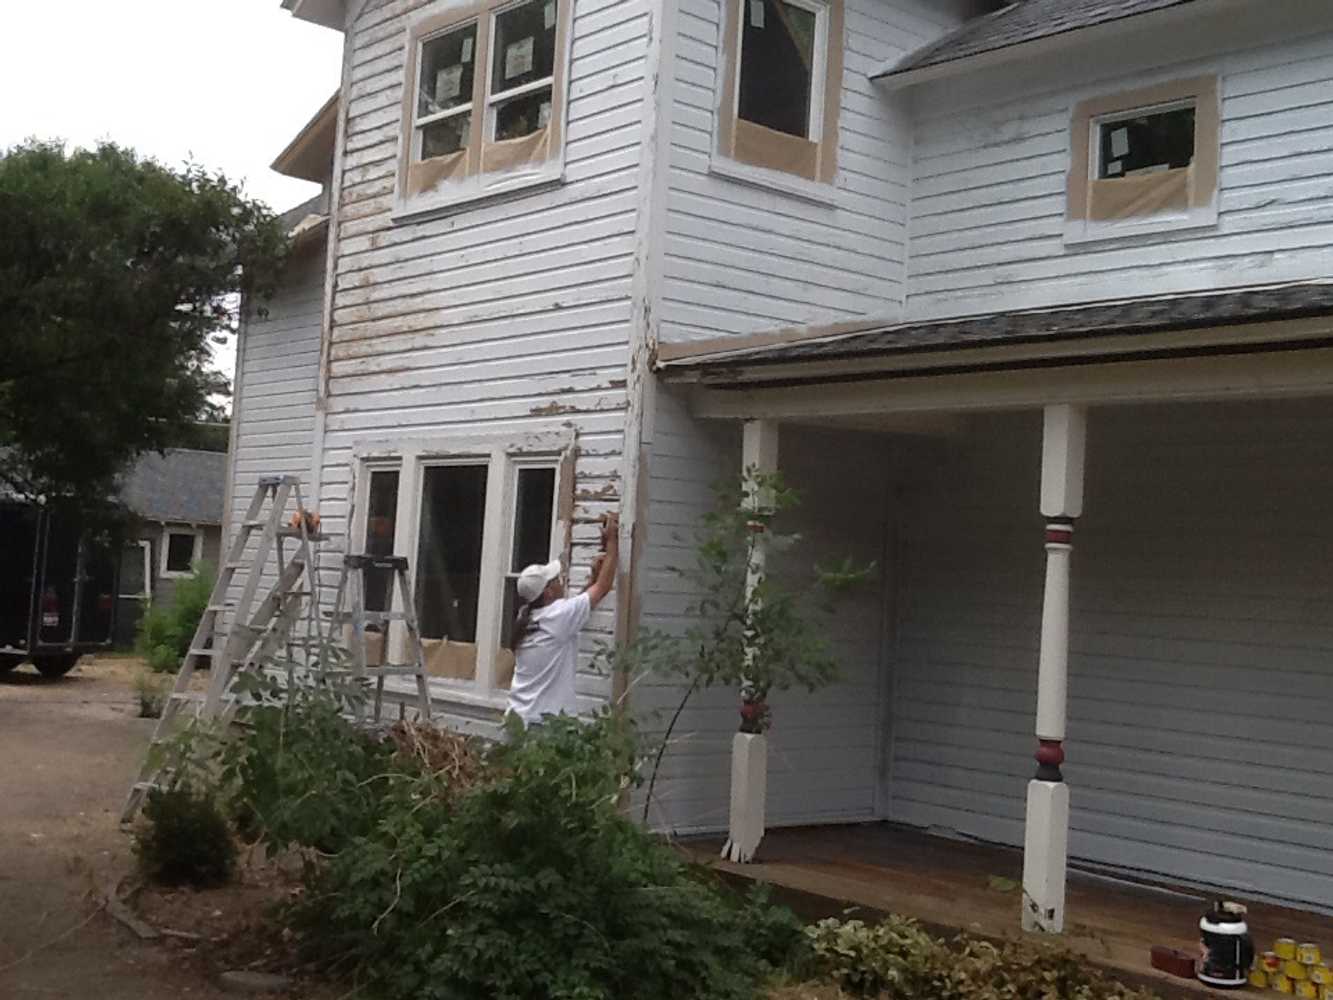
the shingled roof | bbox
[657,282,1333,376]
[119,449,227,525]
[879,0,1201,80]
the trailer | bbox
[0,502,119,677]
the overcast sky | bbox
[0,0,345,399]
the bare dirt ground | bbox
[0,654,313,999]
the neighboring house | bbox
[232,0,1333,921]
[118,449,226,644]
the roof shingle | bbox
[119,449,227,525]
[883,0,1201,79]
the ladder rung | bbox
[187,647,218,658]
[169,691,205,704]
[205,604,234,613]
[329,611,407,624]
[362,665,429,677]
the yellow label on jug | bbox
[1298,983,1320,1000]
[1275,974,1295,995]
[1288,962,1311,981]
[1299,945,1325,966]
[1312,967,1333,986]
[1278,940,1301,961]
[1250,970,1271,989]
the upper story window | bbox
[160,528,202,579]
[713,0,843,199]
[1065,76,1219,245]
[395,0,571,219]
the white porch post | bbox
[723,419,778,864]
[1021,404,1086,934]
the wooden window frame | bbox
[712,0,843,201]
[393,0,574,220]
[119,539,153,601]
[1065,75,1220,245]
[351,430,577,715]
[159,526,203,579]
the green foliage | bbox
[210,682,806,1000]
[133,669,167,718]
[135,562,215,673]
[134,784,236,888]
[804,917,1156,1000]
[0,140,288,509]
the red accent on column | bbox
[1035,740,1065,768]
[1045,527,1074,545]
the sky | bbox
[0,0,345,401]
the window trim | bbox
[351,430,576,713]
[394,0,574,220]
[159,526,203,580]
[712,0,843,195]
[1065,75,1220,246]
[119,540,153,601]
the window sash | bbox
[1090,99,1196,180]
[732,0,828,142]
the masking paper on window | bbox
[505,36,535,80]
[1088,168,1190,221]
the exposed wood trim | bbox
[690,346,1333,421]
[656,315,896,365]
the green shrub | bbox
[804,916,1156,1000]
[134,784,236,888]
[133,670,167,718]
[135,561,215,673]
[220,691,805,1000]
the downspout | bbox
[221,298,250,548]
[614,0,677,708]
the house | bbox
[232,0,1333,926]
[117,448,226,644]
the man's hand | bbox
[600,512,620,550]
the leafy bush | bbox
[805,917,1155,1000]
[218,686,805,1000]
[135,561,215,673]
[134,784,236,888]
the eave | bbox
[281,0,346,31]
[271,91,340,183]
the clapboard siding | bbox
[890,401,1333,910]
[303,0,652,719]
[635,389,892,831]
[907,9,1333,320]
[657,0,967,346]
[225,238,325,618]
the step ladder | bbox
[324,554,433,723]
[121,476,324,823]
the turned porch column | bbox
[1021,404,1086,934]
[723,418,778,864]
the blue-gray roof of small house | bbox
[119,449,227,525]
[882,0,1201,78]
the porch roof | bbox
[656,281,1333,382]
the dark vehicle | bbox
[1,502,120,678]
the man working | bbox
[506,512,619,726]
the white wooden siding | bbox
[309,0,654,718]
[907,13,1333,320]
[657,0,966,345]
[890,401,1333,910]
[635,389,891,831]
[225,239,325,614]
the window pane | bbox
[512,467,556,571]
[166,533,194,573]
[363,470,400,612]
[494,88,552,141]
[418,24,478,118]
[421,115,472,159]
[1098,106,1194,178]
[416,465,488,642]
[738,0,816,139]
[492,0,558,96]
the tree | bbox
[0,140,289,508]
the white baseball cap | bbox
[516,559,562,603]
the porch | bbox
[688,823,1333,996]
[645,312,1333,937]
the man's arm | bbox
[585,513,619,608]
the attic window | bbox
[1066,76,1219,244]
[713,0,843,191]
[396,0,572,217]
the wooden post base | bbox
[1021,778,1069,933]
[722,732,767,863]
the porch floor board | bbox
[686,823,1333,997]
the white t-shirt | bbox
[506,592,591,725]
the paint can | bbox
[1297,982,1321,999]
[1249,970,1271,989]
[1198,902,1255,990]
[1278,940,1301,961]
[1321,986,1333,1000]
[1288,962,1311,982]
[1311,967,1333,986]
[1274,975,1295,995]
[1299,945,1325,967]
[1265,953,1290,973]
